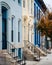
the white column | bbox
[0,2,2,50]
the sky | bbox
[43,0,52,11]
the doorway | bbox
[2,6,7,49]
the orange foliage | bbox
[37,12,52,40]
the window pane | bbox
[18,0,21,5]
[34,3,36,17]
[11,17,14,42]
[11,30,13,42]
[23,0,25,7]
[37,7,38,20]
[18,48,21,59]
[18,32,20,42]
[18,19,21,42]
[39,9,40,20]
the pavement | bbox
[26,50,52,65]
[26,61,38,65]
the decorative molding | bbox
[12,15,15,18]
[18,18,21,22]
[1,1,10,9]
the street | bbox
[26,50,52,65]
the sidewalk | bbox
[26,50,52,65]
[26,61,38,65]
[36,50,52,65]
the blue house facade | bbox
[0,0,22,59]
[34,0,47,47]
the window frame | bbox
[23,0,25,8]
[18,19,21,42]
[18,0,21,6]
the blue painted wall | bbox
[34,0,40,47]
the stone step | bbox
[0,50,16,65]
[0,50,7,54]
[35,46,47,56]
[23,48,38,60]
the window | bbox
[24,26,25,39]
[37,7,38,20]
[31,0,33,14]
[18,0,21,5]
[18,32,20,42]
[34,3,36,17]
[23,0,25,8]
[18,19,21,42]
[39,9,40,20]
[28,0,29,12]
[11,15,15,42]
[34,22,38,45]
[28,24,30,41]
[18,48,21,59]
[31,28,32,42]
[11,17,14,42]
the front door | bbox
[2,6,7,49]
[18,48,21,59]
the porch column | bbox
[0,2,2,50]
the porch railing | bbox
[7,41,17,58]
[0,40,17,58]
[24,40,40,60]
[0,40,27,65]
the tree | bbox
[37,12,52,41]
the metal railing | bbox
[0,40,17,65]
[7,41,17,58]
[0,40,26,65]
[0,55,11,65]
[24,40,40,61]
[0,40,17,58]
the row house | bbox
[0,0,22,59]
[34,0,47,48]
[22,0,34,47]
[0,0,47,62]
[22,0,47,60]
[22,0,35,60]
[0,0,34,60]
[22,0,34,46]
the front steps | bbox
[23,47,47,61]
[23,40,47,61]
[0,50,17,65]
[35,46,47,56]
[0,50,26,65]
[23,48,38,61]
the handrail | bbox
[0,40,15,48]
[0,40,17,58]
[24,40,40,60]
[24,40,36,48]
[7,40,16,49]
[7,40,17,58]
[0,40,25,64]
